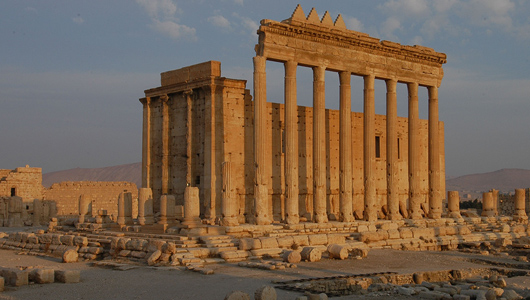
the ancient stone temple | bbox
[140,5,446,226]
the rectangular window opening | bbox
[375,136,381,159]
[397,138,401,160]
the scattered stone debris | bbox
[0,266,81,293]
[274,268,530,299]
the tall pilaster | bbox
[284,60,299,224]
[428,86,442,219]
[253,56,271,225]
[160,95,170,195]
[313,65,328,223]
[185,90,193,186]
[386,79,401,220]
[140,97,151,189]
[408,83,422,219]
[363,74,377,221]
[339,71,354,222]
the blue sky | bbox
[1,0,529,177]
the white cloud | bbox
[73,15,84,24]
[234,0,244,5]
[232,13,259,35]
[150,19,196,40]
[136,0,177,19]
[411,35,423,45]
[208,15,231,30]
[344,16,364,32]
[433,0,458,13]
[135,0,195,40]
[380,0,430,17]
[460,0,515,30]
[381,17,402,40]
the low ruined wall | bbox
[43,181,138,218]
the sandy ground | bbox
[0,246,529,300]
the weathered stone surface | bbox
[300,247,321,262]
[62,249,78,263]
[254,285,277,300]
[147,250,162,266]
[29,268,55,284]
[224,290,250,300]
[54,270,80,283]
[327,244,348,260]
[1,269,28,287]
[282,250,301,264]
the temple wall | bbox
[0,166,43,204]
[43,181,138,217]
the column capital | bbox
[428,85,438,100]
[407,82,419,95]
[313,65,326,81]
[385,78,397,92]
[364,74,375,89]
[284,60,297,77]
[160,94,169,103]
[339,71,351,85]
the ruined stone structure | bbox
[0,166,43,204]
[499,188,530,217]
[140,5,446,225]
[44,181,138,218]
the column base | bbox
[449,212,463,219]
[220,216,239,227]
[387,213,402,221]
[285,215,300,225]
[314,213,328,223]
[363,209,378,222]
[428,211,442,219]
[409,211,423,220]
[138,216,155,226]
[340,213,354,223]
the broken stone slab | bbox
[54,270,80,283]
[29,268,55,284]
[416,290,452,300]
[0,268,29,287]
[62,249,79,263]
[147,250,162,266]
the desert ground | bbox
[1,228,529,300]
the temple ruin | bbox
[140,5,446,226]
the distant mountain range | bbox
[42,162,141,188]
[43,164,530,198]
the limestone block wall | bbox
[43,181,138,218]
[0,166,43,203]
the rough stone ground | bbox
[0,246,529,300]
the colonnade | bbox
[253,56,442,225]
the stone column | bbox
[284,60,299,224]
[221,162,239,226]
[313,65,327,223]
[339,71,354,222]
[428,86,442,219]
[182,187,202,228]
[140,97,151,188]
[161,95,170,195]
[514,188,528,222]
[364,74,377,221]
[158,194,175,225]
[447,191,462,219]
[33,199,41,227]
[386,78,401,220]
[78,194,91,224]
[253,56,271,225]
[491,189,499,216]
[117,192,133,225]
[408,82,422,219]
[481,192,495,217]
[138,188,154,225]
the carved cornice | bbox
[258,19,446,67]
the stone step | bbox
[209,247,239,255]
[204,242,236,248]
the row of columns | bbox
[253,56,442,224]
